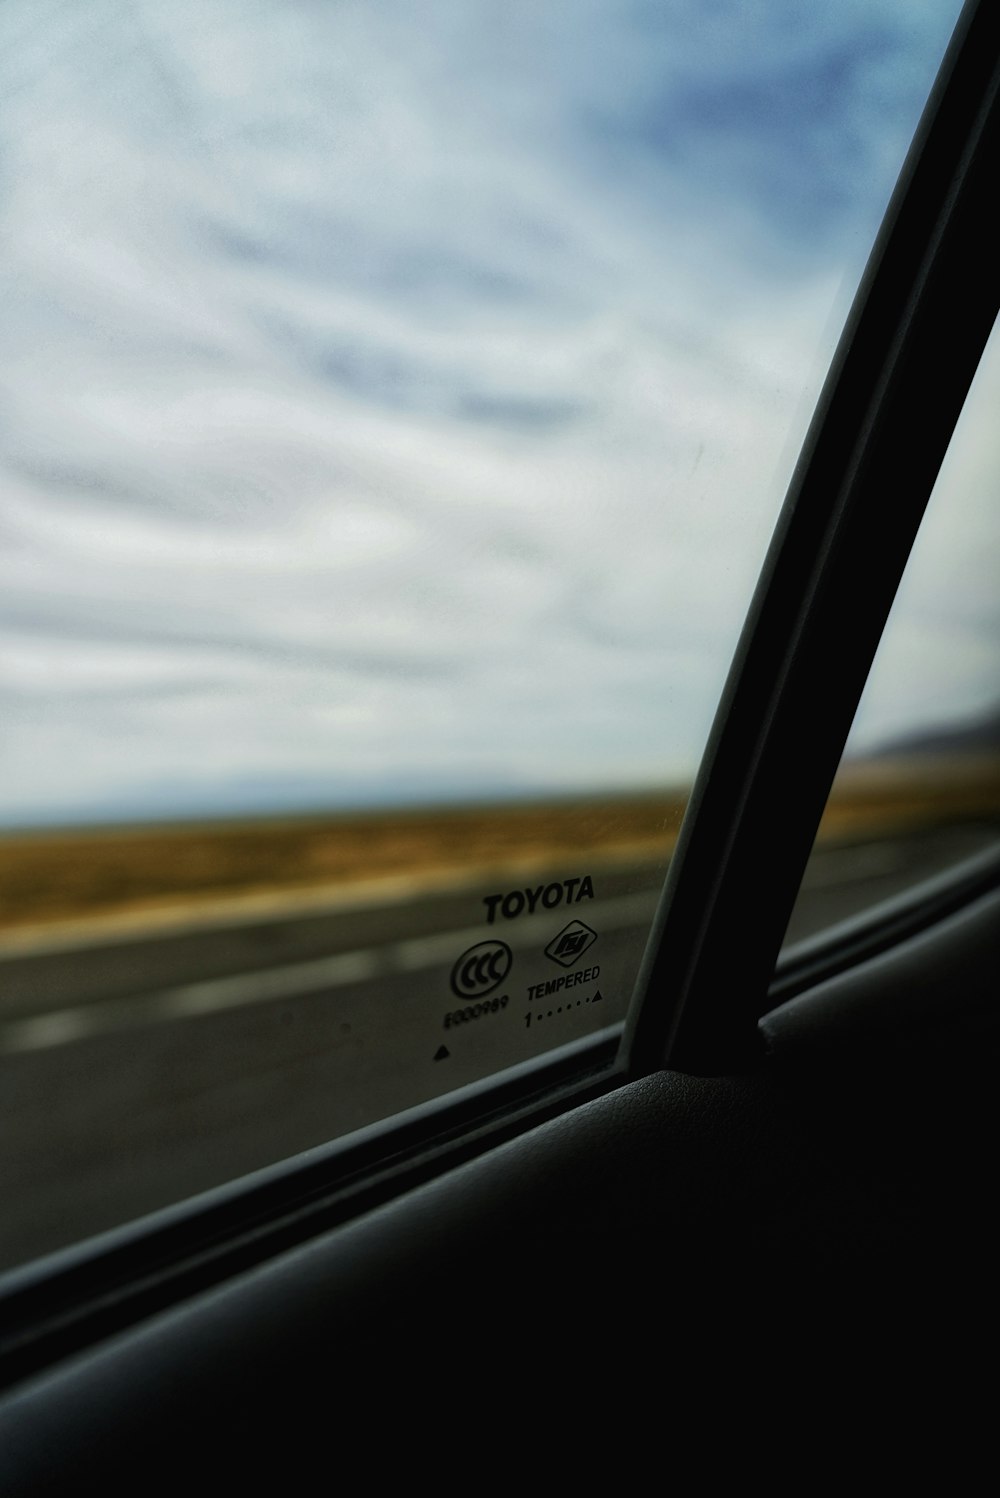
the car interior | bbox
[1,0,998,1482]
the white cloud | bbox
[0,0,975,823]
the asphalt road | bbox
[0,824,995,1272]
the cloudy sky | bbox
[1,0,990,828]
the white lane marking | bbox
[800,841,912,889]
[2,1009,95,1052]
[0,892,658,1054]
[166,950,384,1017]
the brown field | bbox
[0,756,997,938]
[820,754,1000,839]
[0,792,687,936]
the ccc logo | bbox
[450,940,513,999]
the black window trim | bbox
[625,0,1000,1076]
[1,0,997,1395]
[770,841,1000,1010]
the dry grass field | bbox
[0,756,997,938]
[0,792,687,936]
[819,754,1000,839]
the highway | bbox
[0,823,995,1272]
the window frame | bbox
[626,0,1000,1074]
[0,0,998,1396]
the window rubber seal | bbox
[623,0,1000,1077]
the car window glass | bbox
[784,310,1000,950]
[0,0,963,1272]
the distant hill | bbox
[868,702,1000,760]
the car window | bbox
[783,310,1000,952]
[0,0,964,1274]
